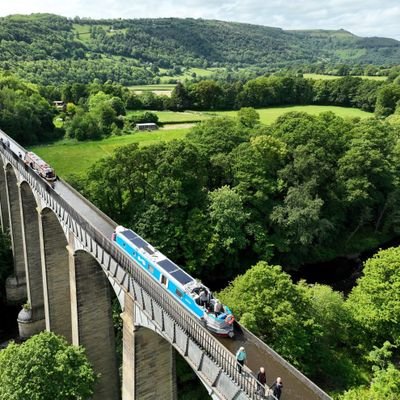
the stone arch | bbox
[19,181,45,327]
[39,207,71,342]
[5,163,26,302]
[0,156,9,232]
[132,316,213,399]
[71,249,120,400]
[122,290,239,400]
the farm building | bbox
[53,101,66,111]
[135,122,158,131]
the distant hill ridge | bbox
[0,13,399,68]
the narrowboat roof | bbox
[25,152,53,170]
[119,228,195,286]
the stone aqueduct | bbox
[0,132,331,400]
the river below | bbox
[292,236,400,294]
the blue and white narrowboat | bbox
[112,226,235,337]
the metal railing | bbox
[0,140,272,399]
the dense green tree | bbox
[65,109,102,140]
[340,342,400,400]
[346,247,400,349]
[0,76,58,144]
[232,135,286,207]
[206,186,249,271]
[138,91,164,110]
[189,80,223,110]
[38,84,62,102]
[65,91,122,140]
[387,111,400,126]
[70,83,88,104]
[110,96,126,116]
[353,79,382,111]
[170,82,191,111]
[307,284,359,389]
[218,262,322,373]
[126,111,159,126]
[367,364,400,399]
[271,181,332,247]
[311,76,383,111]
[267,113,348,261]
[125,93,143,110]
[375,83,400,117]
[187,117,248,188]
[132,140,207,264]
[237,107,260,128]
[0,331,96,400]
[231,135,286,259]
[238,76,313,108]
[336,119,398,239]
[325,77,362,107]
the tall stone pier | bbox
[122,292,177,400]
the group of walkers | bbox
[235,346,283,399]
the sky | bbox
[0,0,399,40]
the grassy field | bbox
[73,24,128,42]
[127,110,211,124]
[30,128,189,178]
[207,105,373,124]
[156,111,211,123]
[129,84,176,91]
[304,73,387,81]
[159,67,224,83]
[132,106,372,125]
[72,24,92,41]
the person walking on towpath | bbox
[235,346,247,374]
[256,366,267,397]
[270,377,283,399]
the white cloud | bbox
[0,0,399,40]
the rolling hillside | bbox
[0,14,399,84]
[85,19,400,66]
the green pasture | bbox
[129,84,176,91]
[159,67,224,82]
[133,110,211,123]
[72,24,91,36]
[73,24,127,42]
[132,106,372,125]
[190,67,223,76]
[72,24,96,42]
[30,128,189,178]
[304,73,387,81]
[206,105,373,124]
[157,111,210,123]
